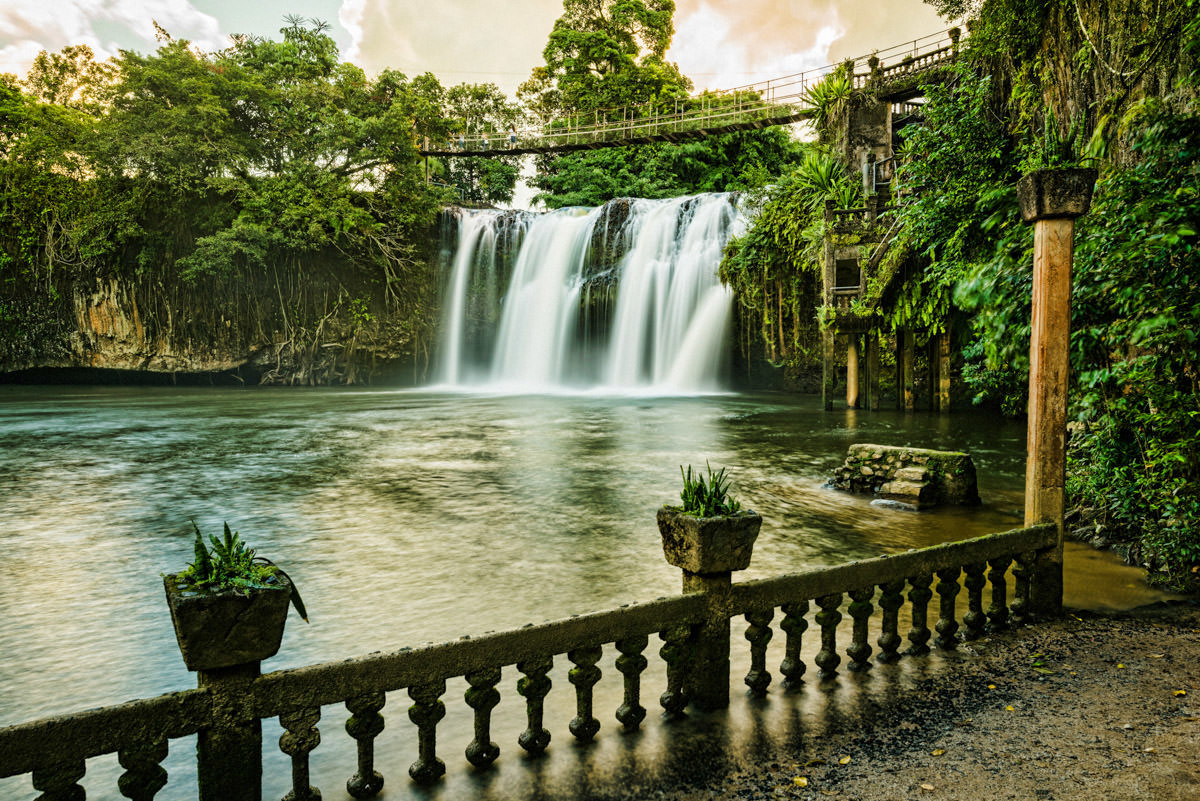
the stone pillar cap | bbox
[1017,167,1098,223]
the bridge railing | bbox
[0,517,1057,801]
[428,27,964,155]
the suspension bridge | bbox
[421,27,962,158]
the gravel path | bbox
[672,602,1200,801]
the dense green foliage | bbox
[439,82,522,205]
[535,128,804,208]
[719,148,860,365]
[895,0,1199,587]
[677,462,741,517]
[0,19,521,378]
[964,102,1200,586]
[540,0,689,112]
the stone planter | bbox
[1016,168,1098,222]
[164,573,293,671]
[657,506,762,575]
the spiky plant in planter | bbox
[659,462,762,575]
[164,522,307,671]
[678,462,741,517]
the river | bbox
[0,384,1174,799]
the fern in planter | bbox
[180,521,308,621]
[678,462,742,517]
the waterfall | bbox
[436,193,743,393]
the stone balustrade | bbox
[0,522,1056,801]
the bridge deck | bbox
[421,28,960,158]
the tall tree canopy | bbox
[540,0,691,112]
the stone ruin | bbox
[831,443,980,510]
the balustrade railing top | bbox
[0,519,1057,801]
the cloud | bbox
[342,0,562,93]
[1,0,225,77]
[669,2,843,91]
[668,0,948,91]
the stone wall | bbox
[832,443,980,509]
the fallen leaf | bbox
[794,776,808,787]
[1033,667,1056,675]
[1149,653,1165,658]
[1144,747,1158,753]
[920,783,935,792]
[1117,663,1126,669]
[838,756,852,765]
[1006,705,1015,711]
[988,684,996,690]
[1069,671,1078,676]
[931,748,946,756]
[805,758,827,767]
[1174,690,1188,697]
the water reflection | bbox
[0,385,1177,800]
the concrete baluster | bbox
[615,636,649,732]
[743,608,774,695]
[779,600,809,687]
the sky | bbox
[1,0,949,94]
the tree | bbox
[540,0,690,114]
[440,83,521,205]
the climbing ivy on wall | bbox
[719,147,860,370]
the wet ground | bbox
[651,601,1200,801]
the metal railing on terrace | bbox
[422,27,963,157]
[0,515,1057,801]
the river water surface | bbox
[0,385,1171,799]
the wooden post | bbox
[936,330,951,413]
[846,337,860,409]
[821,328,836,411]
[901,330,915,410]
[1016,168,1097,618]
[867,332,880,411]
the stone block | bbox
[830,443,980,508]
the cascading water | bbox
[436,193,744,393]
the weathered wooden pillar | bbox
[846,337,860,409]
[821,328,836,411]
[197,663,262,801]
[936,330,951,413]
[926,336,939,411]
[1016,167,1097,618]
[900,330,915,410]
[867,333,880,411]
